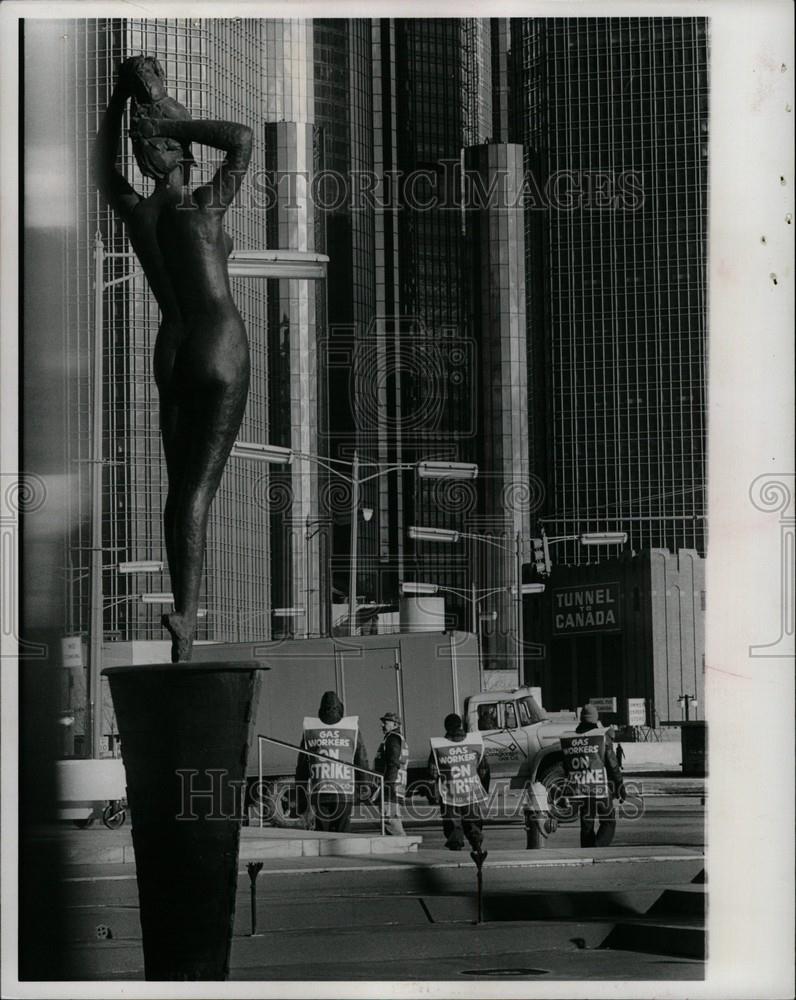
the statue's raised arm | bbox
[95,71,141,218]
[130,115,253,210]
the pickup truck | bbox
[462,686,576,803]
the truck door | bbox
[477,698,527,779]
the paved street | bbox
[54,797,705,982]
[353,798,705,852]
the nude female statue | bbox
[96,56,253,662]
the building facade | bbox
[29,17,709,735]
[525,548,705,723]
[512,17,709,566]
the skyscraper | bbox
[512,17,709,566]
[390,18,498,621]
[312,19,521,647]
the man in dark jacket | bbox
[295,691,369,833]
[373,711,408,835]
[572,704,626,848]
[428,712,491,851]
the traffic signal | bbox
[532,537,551,577]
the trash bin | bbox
[680,721,707,776]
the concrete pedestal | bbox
[104,661,266,981]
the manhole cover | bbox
[460,968,549,977]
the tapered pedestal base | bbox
[104,661,265,981]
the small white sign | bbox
[588,697,618,714]
[61,636,83,668]
[627,698,647,726]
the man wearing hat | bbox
[569,704,626,848]
[374,711,409,835]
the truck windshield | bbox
[517,696,547,725]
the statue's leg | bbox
[155,322,185,601]
[162,332,250,662]
[160,392,187,602]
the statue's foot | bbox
[161,612,194,663]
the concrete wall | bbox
[531,548,705,725]
[648,549,705,723]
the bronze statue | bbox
[96,57,253,662]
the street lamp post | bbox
[532,527,629,577]
[401,579,543,672]
[678,693,697,722]
[349,451,360,637]
[408,525,528,676]
[233,445,478,638]
[88,235,105,761]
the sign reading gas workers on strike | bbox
[553,583,621,634]
[430,735,488,807]
[303,715,358,796]
[560,732,609,799]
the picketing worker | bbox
[295,691,368,832]
[561,704,626,848]
[373,711,409,836]
[428,712,490,851]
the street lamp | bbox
[417,462,478,480]
[400,581,440,595]
[401,578,538,671]
[233,446,478,636]
[229,442,293,464]
[577,532,628,546]
[117,560,164,574]
[140,592,176,604]
[405,539,546,674]
[408,525,529,675]
[532,528,629,576]
[408,526,461,543]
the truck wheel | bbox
[539,761,576,824]
[266,778,305,830]
[101,803,126,830]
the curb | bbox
[245,851,704,878]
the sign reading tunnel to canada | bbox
[553,582,621,634]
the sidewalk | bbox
[59,846,705,981]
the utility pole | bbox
[348,450,359,637]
